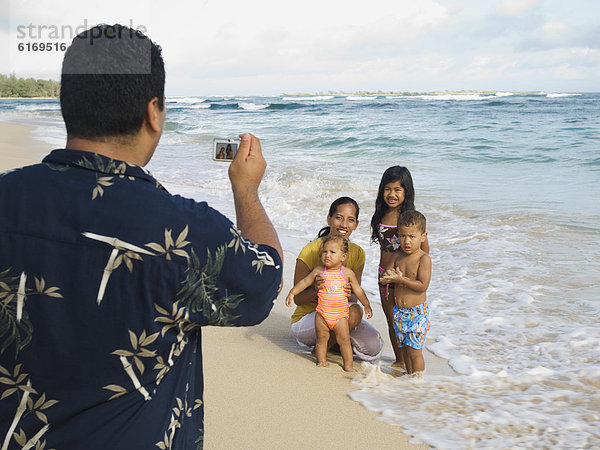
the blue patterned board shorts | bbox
[392,302,430,350]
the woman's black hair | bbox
[370,166,416,244]
[317,196,360,238]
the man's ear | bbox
[146,97,162,133]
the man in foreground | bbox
[0,24,282,449]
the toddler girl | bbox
[286,235,373,371]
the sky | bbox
[1,0,598,95]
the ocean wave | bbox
[16,103,60,111]
[546,93,582,98]
[365,102,397,109]
[582,157,600,167]
[167,97,207,104]
[418,94,492,101]
[239,102,269,111]
[346,96,375,100]
[166,103,211,110]
[266,102,309,110]
[282,95,334,101]
[163,121,179,131]
[170,101,314,111]
[485,100,509,106]
[209,103,239,110]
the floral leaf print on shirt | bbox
[76,153,135,180]
[103,329,159,401]
[92,176,114,200]
[228,226,278,274]
[177,248,243,326]
[73,154,134,200]
[145,226,191,261]
[82,233,155,305]
[154,301,201,384]
[155,394,202,450]
[0,363,58,450]
[0,269,62,358]
[227,226,246,254]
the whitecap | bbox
[16,104,60,111]
[449,354,477,375]
[546,93,581,98]
[188,103,211,109]
[239,102,269,111]
[427,336,456,359]
[283,95,334,101]
[167,97,207,104]
[524,366,554,377]
[482,316,506,329]
[418,94,490,101]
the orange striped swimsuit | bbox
[316,266,349,330]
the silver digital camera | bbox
[213,138,240,162]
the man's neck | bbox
[65,136,153,167]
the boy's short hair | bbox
[397,210,427,233]
[60,23,165,140]
[320,234,349,253]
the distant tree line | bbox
[0,74,60,98]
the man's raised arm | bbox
[228,133,283,261]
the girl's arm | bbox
[286,265,321,306]
[289,259,319,306]
[344,268,373,319]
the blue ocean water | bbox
[1,92,599,448]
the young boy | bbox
[379,210,431,374]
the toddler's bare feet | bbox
[391,360,404,368]
[317,361,328,368]
[343,364,355,372]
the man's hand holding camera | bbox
[228,133,282,261]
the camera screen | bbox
[214,141,238,161]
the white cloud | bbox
[1,0,598,93]
[496,0,539,16]
[541,21,568,34]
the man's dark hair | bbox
[60,24,165,140]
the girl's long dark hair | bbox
[370,166,415,244]
[317,197,360,238]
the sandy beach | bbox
[1,119,441,449]
[0,121,47,171]
[202,252,437,449]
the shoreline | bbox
[203,249,453,448]
[1,119,444,448]
[0,96,58,99]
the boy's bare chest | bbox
[395,255,420,280]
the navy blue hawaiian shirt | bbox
[0,149,282,449]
